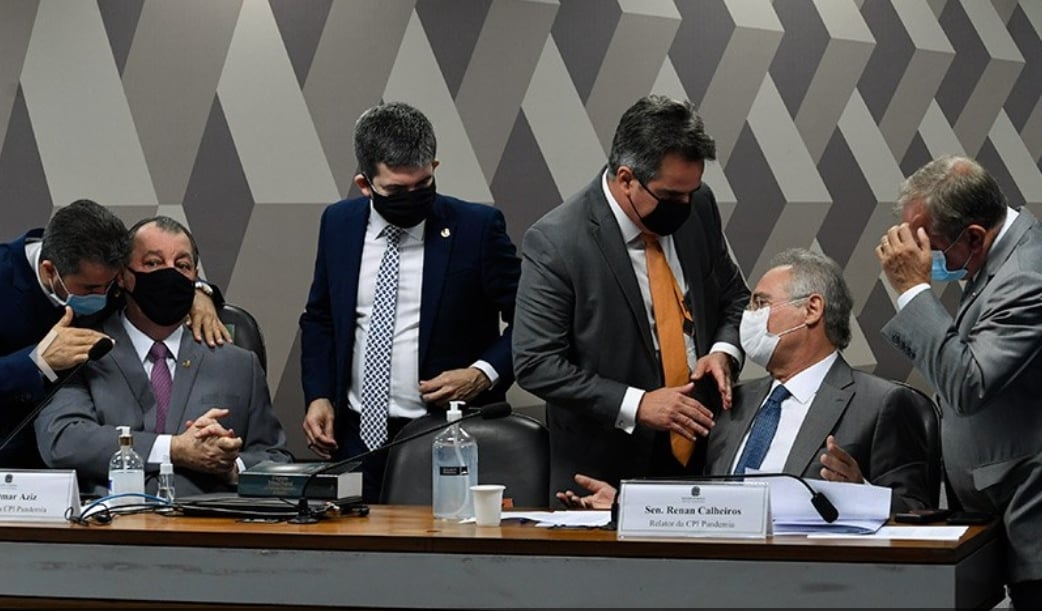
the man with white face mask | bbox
[558,249,932,513]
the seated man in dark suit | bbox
[559,249,932,512]
[36,217,291,496]
[0,200,229,468]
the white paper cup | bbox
[470,484,506,526]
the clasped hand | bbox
[171,408,242,479]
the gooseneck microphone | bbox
[0,337,115,454]
[289,401,513,524]
[616,471,839,525]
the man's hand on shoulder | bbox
[185,286,231,348]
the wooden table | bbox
[0,506,1004,608]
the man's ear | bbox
[966,224,988,252]
[804,294,825,326]
[354,174,371,197]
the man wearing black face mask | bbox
[36,217,291,497]
[300,102,521,503]
[513,95,750,503]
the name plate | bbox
[0,469,79,522]
[617,480,769,539]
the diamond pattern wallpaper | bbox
[2,0,1041,456]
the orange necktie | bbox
[642,234,695,466]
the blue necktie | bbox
[734,384,791,474]
[360,226,404,450]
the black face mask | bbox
[631,178,692,236]
[368,177,436,228]
[127,268,195,326]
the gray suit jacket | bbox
[706,356,932,513]
[883,208,1042,582]
[35,313,292,497]
[513,174,749,498]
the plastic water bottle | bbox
[157,462,176,504]
[432,401,478,520]
[107,426,144,506]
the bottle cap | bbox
[160,462,173,475]
[446,400,464,423]
[117,425,131,438]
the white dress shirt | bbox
[347,204,498,419]
[601,171,742,432]
[730,350,839,474]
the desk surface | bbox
[0,506,1005,608]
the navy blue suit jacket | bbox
[299,194,520,444]
[0,231,65,466]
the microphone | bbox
[613,471,838,526]
[289,401,512,524]
[0,337,115,454]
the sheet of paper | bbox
[756,472,891,522]
[807,525,968,540]
[498,510,611,528]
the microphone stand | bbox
[289,402,512,524]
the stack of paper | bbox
[763,476,890,535]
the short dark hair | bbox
[40,199,129,275]
[896,155,1007,241]
[607,95,717,184]
[770,248,853,350]
[127,216,200,267]
[354,102,437,179]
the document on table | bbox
[501,510,611,528]
[760,473,890,535]
[808,526,968,540]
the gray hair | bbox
[769,248,852,350]
[354,101,437,179]
[607,95,716,184]
[894,155,1006,241]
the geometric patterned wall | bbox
[1,0,1040,456]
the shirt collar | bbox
[26,240,64,308]
[368,202,426,242]
[121,311,183,364]
[770,350,839,405]
[602,169,643,244]
[988,206,1019,256]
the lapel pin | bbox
[181,359,191,368]
[440,228,450,238]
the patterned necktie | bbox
[360,225,404,450]
[149,342,172,434]
[734,384,791,474]
[642,234,694,466]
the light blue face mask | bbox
[52,273,109,316]
[930,229,968,282]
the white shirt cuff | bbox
[149,434,172,464]
[616,387,644,433]
[897,284,931,311]
[31,329,59,383]
[470,360,499,388]
[710,342,743,369]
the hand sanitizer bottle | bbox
[432,401,478,520]
[107,426,144,507]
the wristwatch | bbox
[194,280,214,297]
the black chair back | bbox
[217,303,267,371]
[381,408,549,508]
[895,381,942,508]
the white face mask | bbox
[739,303,807,369]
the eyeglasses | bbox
[746,295,810,312]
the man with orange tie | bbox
[513,95,749,504]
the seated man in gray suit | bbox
[36,217,291,496]
[559,249,932,512]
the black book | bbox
[237,461,362,499]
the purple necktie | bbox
[149,342,172,434]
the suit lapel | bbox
[334,203,369,352]
[782,357,854,475]
[586,182,657,359]
[956,209,1034,328]
[673,200,708,354]
[713,377,772,474]
[419,198,455,368]
[104,316,155,427]
[167,333,204,434]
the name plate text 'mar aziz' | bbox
[616,480,769,539]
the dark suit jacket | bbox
[513,174,749,498]
[299,194,520,448]
[35,313,292,496]
[707,356,932,512]
[0,230,66,467]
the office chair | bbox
[217,303,267,371]
[895,381,943,508]
[381,406,550,507]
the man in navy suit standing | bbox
[300,102,521,502]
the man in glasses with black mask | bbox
[300,102,521,503]
[513,95,750,504]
